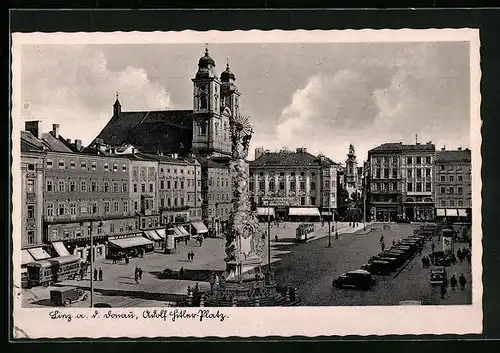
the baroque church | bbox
[92,47,241,160]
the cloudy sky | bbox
[19,41,470,162]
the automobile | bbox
[332,269,376,290]
[94,303,112,308]
[430,268,448,286]
[362,260,392,275]
[50,287,88,307]
[429,251,457,266]
[377,256,402,269]
[158,268,180,279]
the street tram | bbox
[296,223,315,242]
[26,255,82,288]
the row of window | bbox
[439,186,464,195]
[45,179,128,193]
[251,171,318,178]
[159,180,197,190]
[189,209,202,218]
[440,200,465,207]
[438,164,467,171]
[406,182,433,193]
[131,166,156,181]
[372,156,400,165]
[159,167,199,175]
[45,200,130,217]
[250,180,327,192]
[438,175,464,182]
[132,183,155,194]
[159,197,186,208]
[47,158,128,172]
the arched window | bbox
[199,122,207,136]
[199,84,208,109]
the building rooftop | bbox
[93,109,194,156]
[369,142,435,154]
[196,156,229,169]
[435,149,471,162]
[250,150,336,167]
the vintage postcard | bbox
[11,28,482,338]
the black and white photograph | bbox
[11,29,482,338]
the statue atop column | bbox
[225,114,265,281]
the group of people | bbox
[187,250,196,261]
[441,274,468,299]
[134,266,143,284]
[457,248,471,263]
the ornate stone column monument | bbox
[201,115,299,307]
[224,115,265,281]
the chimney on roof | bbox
[442,146,446,151]
[66,138,72,144]
[458,147,462,151]
[131,147,136,155]
[25,121,41,139]
[296,147,307,153]
[52,124,60,138]
[74,139,82,151]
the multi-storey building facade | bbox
[367,143,403,222]
[434,147,472,219]
[20,130,48,267]
[198,157,232,236]
[43,150,134,260]
[401,142,436,221]
[249,148,338,220]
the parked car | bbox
[50,287,88,307]
[332,270,376,290]
[158,268,178,279]
[430,268,448,286]
[429,251,457,266]
[362,260,392,275]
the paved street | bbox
[22,221,472,307]
[268,222,472,306]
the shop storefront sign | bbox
[263,197,300,206]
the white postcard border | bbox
[11,28,482,338]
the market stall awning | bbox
[144,230,161,241]
[27,247,51,261]
[21,249,35,265]
[177,226,190,236]
[458,209,467,217]
[52,241,71,257]
[256,207,275,216]
[288,207,321,217]
[173,227,184,237]
[155,228,166,239]
[191,221,208,234]
[445,209,458,217]
[436,208,446,217]
[108,235,153,249]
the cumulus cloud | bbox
[20,45,173,145]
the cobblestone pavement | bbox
[269,222,472,306]
[22,221,365,308]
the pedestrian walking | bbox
[450,275,457,290]
[459,274,467,290]
[138,268,143,280]
[135,266,139,279]
[392,239,396,246]
[179,267,184,279]
[191,251,196,261]
[457,249,463,262]
[381,241,385,252]
[440,282,447,299]
[93,268,98,281]
[275,233,279,242]
[134,272,138,284]
[380,234,384,244]
[98,268,103,281]
[467,252,471,263]
[431,242,435,253]
[125,256,129,265]
[185,237,188,246]
[335,230,339,240]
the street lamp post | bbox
[328,205,332,247]
[80,219,103,308]
[267,200,271,274]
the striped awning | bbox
[288,208,321,216]
[191,221,208,234]
[177,226,190,236]
[445,209,459,217]
[52,242,71,257]
[144,230,161,241]
[436,209,446,216]
[21,249,35,265]
[27,247,51,261]
[155,228,166,239]
[256,207,275,216]
[108,235,153,249]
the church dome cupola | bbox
[195,46,217,79]
[221,60,235,82]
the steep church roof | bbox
[93,109,194,156]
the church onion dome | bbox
[198,48,216,68]
[221,62,235,82]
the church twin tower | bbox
[191,48,241,158]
